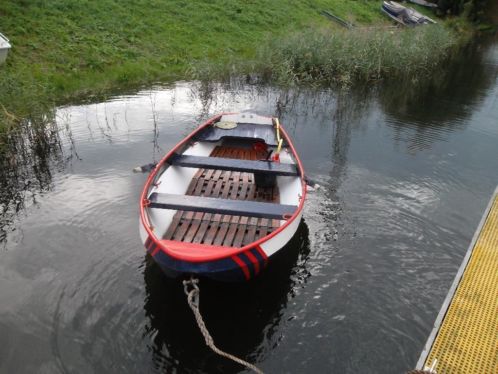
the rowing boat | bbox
[0,33,11,65]
[381,1,436,26]
[139,113,306,282]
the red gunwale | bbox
[140,113,307,263]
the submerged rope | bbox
[183,277,264,374]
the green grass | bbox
[0,0,467,135]
[0,1,384,98]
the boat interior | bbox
[145,114,302,248]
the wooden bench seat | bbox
[148,192,297,220]
[168,153,298,176]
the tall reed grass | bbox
[253,25,457,85]
[188,24,459,86]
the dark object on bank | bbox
[321,10,354,29]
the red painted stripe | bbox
[231,255,251,280]
[146,238,154,251]
[255,245,268,268]
[151,244,160,256]
[144,238,151,252]
[245,251,260,275]
[255,245,268,260]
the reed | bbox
[247,24,459,86]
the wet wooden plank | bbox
[163,168,203,240]
[203,171,230,245]
[222,170,241,247]
[244,217,259,244]
[193,170,221,244]
[183,213,203,242]
[232,173,251,247]
[193,219,210,244]
[173,176,204,241]
[223,220,239,246]
[232,216,248,247]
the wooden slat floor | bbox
[163,145,280,247]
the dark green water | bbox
[1,39,497,373]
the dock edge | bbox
[415,185,498,370]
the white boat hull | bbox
[139,113,307,282]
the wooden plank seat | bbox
[149,193,297,220]
[168,153,298,176]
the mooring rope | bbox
[183,277,264,374]
[406,359,438,374]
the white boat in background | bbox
[382,1,436,26]
[0,33,11,65]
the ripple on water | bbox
[1,38,498,374]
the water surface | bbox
[1,39,497,373]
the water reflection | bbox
[1,38,497,250]
[0,113,72,247]
[0,38,497,374]
[379,40,498,152]
[143,221,310,373]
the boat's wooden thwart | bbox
[168,153,299,176]
[139,113,306,281]
[148,193,297,220]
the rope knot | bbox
[183,277,200,306]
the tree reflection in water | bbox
[0,112,76,247]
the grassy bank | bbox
[0,0,466,135]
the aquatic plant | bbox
[251,25,458,86]
[188,24,460,87]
